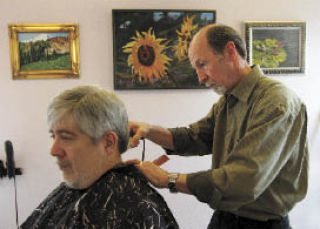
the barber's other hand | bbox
[129,121,150,148]
[125,159,169,188]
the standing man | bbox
[129,24,308,229]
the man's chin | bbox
[205,82,214,88]
[61,173,78,188]
[63,174,92,190]
[213,88,225,95]
[210,86,226,95]
[63,178,83,189]
[205,83,225,95]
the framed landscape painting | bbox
[112,9,216,89]
[245,21,306,74]
[8,23,80,79]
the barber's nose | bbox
[50,139,65,157]
[197,70,208,85]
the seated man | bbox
[21,85,179,229]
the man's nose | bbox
[50,139,65,157]
[197,70,208,84]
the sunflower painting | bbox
[123,28,172,84]
[113,9,216,89]
[173,15,198,61]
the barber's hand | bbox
[129,121,151,148]
[125,159,169,188]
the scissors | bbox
[130,130,145,161]
[130,131,169,165]
[141,138,145,161]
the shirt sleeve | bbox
[187,90,308,211]
[165,105,216,156]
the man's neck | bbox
[240,63,252,78]
[70,154,123,190]
[226,62,251,94]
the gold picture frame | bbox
[8,23,80,79]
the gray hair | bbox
[206,24,247,59]
[47,85,129,153]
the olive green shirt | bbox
[168,65,308,221]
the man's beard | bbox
[205,81,227,95]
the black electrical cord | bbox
[14,175,20,229]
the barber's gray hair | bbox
[206,24,247,59]
[47,85,129,153]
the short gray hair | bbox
[47,85,129,153]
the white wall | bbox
[0,0,320,228]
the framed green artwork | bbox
[8,23,80,79]
[245,21,306,74]
[112,9,216,89]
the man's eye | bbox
[198,62,206,68]
[60,135,73,140]
[50,135,74,141]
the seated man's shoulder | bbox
[81,164,179,228]
[21,165,179,229]
[90,164,174,212]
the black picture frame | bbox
[112,9,216,89]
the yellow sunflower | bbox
[122,28,172,83]
[173,15,198,61]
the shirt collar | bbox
[227,65,264,103]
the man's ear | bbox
[103,131,118,153]
[224,41,237,60]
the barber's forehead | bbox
[190,25,212,46]
[188,31,208,58]
[198,24,215,35]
